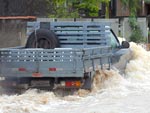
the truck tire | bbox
[25,29,60,49]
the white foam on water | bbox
[1,42,150,113]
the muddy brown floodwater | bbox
[1,42,150,113]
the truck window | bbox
[108,29,120,48]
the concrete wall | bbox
[120,17,148,41]
[0,18,148,48]
[37,17,148,42]
[0,20,26,48]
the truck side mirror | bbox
[121,41,130,48]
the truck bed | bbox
[0,21,114,90]
[0,46,111,78]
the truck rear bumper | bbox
[0,76,92,91]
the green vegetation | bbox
[120,0,140,15]
[47,0,79,18]
[46,0,110,18]
[101,0,110,18]
[120,0,144,43]
[76,0,102,17]
[129,15,145,43]
[145,0,150,3]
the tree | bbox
[47,0,79,18]
[144,0,150,3]
[120,0,144,43]
[76,0,102,17]
[0,0,111,18]
[101,0,110,18]
[120,0,140,16]
[47,0,107,18]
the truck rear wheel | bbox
[25,29,60,49]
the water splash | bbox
[1,42,150,113]
[126,42,150,80]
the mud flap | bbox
[82,72,93,90]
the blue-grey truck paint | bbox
[0,21,128,89]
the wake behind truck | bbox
[0,20,129,91]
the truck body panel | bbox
[0,46,111,78]
[0,21,128,90]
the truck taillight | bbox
[75,81,81,87]
[18,68,26,72]
[65,81,81,87]
[49,68,56,71]
[65,81,72,87]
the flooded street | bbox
[1,42,150,113]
